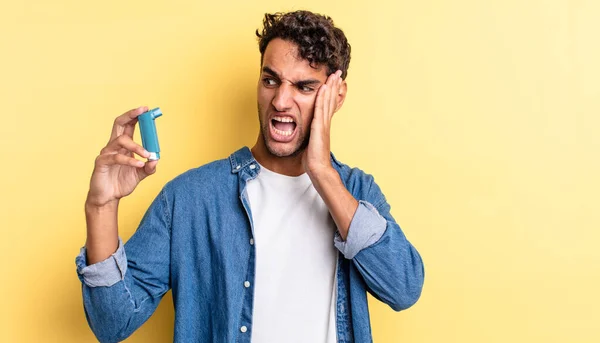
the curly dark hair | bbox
[256,10,351,79]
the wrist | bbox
[85,197,119,214]
[308,165,338,188]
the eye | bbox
[299,85,314,93]
[262,77,277,87]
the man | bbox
[76,10,424,343]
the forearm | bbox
[82,277,159,343]
[310,167,358,240]
[352,221,424,311]
[85,200,120,265]
[320,169,424,310]
[77,187,171,342]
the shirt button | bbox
[244,281,250,288]
[249,164,256,170]
[236,165,241,170]
[250,238,254,245]
[240,326,247,333]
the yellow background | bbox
[1,0,598,342]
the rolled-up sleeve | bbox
[334,200,387,259]
[75,238,127,287]
[74,187,172,343]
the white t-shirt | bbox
[246,164,338,343]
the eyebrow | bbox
[262,66,322,87]
[262,66,280,79]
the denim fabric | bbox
[75,146,425,343]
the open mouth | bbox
[270,116,297,141]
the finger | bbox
[329,71,341,117]
[322,71,339,121]
[103,135,149,159]
[96,153,145,169]
[318,84,329,125]
[139,160,159,180]
[109,106,148,142]
[113,106,148,128]
[314,83,328,123]
[123,117,138,138]
[335,71,342,104]
[118,147,134,158]
[102,134,150,159]
[322,82,331,126]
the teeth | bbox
[274,128,293,136]
[272,116,295,137]
[273,116,294,123]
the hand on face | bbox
[302,70,344,177]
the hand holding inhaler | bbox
[86,106,161,208]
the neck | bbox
[251,135,305,177]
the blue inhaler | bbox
[138,108,162,160]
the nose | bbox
[272,82,293,112]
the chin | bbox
[265,139,306,158]
[266,143,298,157]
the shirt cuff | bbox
[75,238,127,287]
[334,200,387,259]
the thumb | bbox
[139,160,159,180]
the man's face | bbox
[257,38,328,157]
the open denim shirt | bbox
[76,147,425,343]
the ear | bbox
[335,80,348,113]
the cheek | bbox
[257,89,271,109]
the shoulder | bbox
[331,152,385,207]
[331,153,392,213]
[163,157,235,196]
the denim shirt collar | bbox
[229,146,342,175]
[229,147,257,174]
